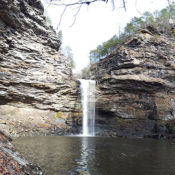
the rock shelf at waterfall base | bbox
[79,79,96,137]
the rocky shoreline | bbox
[0,131,42,174]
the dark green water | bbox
[13,136,175,175]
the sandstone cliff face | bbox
[0,0,81,136]
[91,30,175,138]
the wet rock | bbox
[76,170,91,175]
[0,131,42,174]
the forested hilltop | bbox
[89,2,175,138]
[90,3,175,63]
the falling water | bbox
[79,79,96,136]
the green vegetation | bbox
[58,30,63,41]
[90,34,127,63]
[157,120,168,126]
[172,29,175,37]
[54,112,63,119]
[70,112,82,117]
[89,3,175,63]
[63,46,75,69]
[56,30,75,69]
[81,66,91,78]
[73,65,90,79]
[150,34,160,42]
[44,10,52,24]
[54,112,67,119]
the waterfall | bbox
[79,79,96,136]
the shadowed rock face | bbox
[91,30,175,138]
[0,131,42,174]
[0,0,81,136]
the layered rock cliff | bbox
[91,29,175,138]
[0,0,81,136]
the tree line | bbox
[89,3,175,63]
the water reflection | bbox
[75,137,95,174]
[79,137,89,171]
[13,136,175,175]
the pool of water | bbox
[13,136,175,175]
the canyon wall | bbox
[91,29,175,138]
[0,0,81,136]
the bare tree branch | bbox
[167,0,170,5]
[122,0,126,11]
[45,0,108,7]
[69,4,83,27]
[111,0,115,10]
[57,6,67,29]
[44,0,131,28]
[135,0,142,15]
[45,0,173,28]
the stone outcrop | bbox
[0,0,81,136]
[0,131,42,174]
[91,29,175,138]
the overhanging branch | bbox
[44,0,172,27]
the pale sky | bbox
[41,0,172,72]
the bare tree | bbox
[44,0,171,28]
[45,0,125,9]
[44,0,126,27]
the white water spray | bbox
[79,79,96,136]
